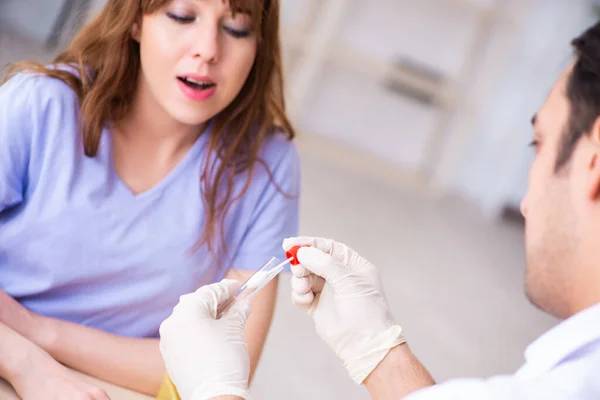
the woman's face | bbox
[134,0,258,128]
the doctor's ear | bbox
[585,116,600,201]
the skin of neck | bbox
[115,73,207,158]
[566,237,600,317]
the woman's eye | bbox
[166,11,252,37]
[167,12,196,24]
[224,26,251,38]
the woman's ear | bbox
[131,19,141,42]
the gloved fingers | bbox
[291,263,311,278]
[205,279,241,308]
[220,279,243,298]
[291,275,311,294]
[291,272,324,315]
[159,281,247,359]
[291,273,325,295]
[312,274,325,294]
[283,237,334,256]
[159,316,175,355]
[284,237,355,265]
[291,289,314,309]
[174,279,241,318]
[283,236,316,251]
[224,299,252,323]
[296,246,347,282]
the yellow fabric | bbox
[156,374,181,400]
[156,373,256,399]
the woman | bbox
[0,0,299,398]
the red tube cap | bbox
[286,245,309,266]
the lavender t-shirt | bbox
[0,71,300,337]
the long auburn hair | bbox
[3,0,295,260]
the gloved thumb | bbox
[179,279,241,318]
[220,279,242,299]
[224,299,252,323]
[296,246,346,283]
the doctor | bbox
[158,21,600,400]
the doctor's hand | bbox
[159,280,252,400]
[283,237,406,385]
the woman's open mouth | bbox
[177,75,217,101]
[177,77,216,91]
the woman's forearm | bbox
[225,270,279,383]
[25,271,278,396]
[0,322,35,384]
[246,277,278,382]
[36,317,165,396]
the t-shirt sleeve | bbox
[230,135,301,272]
[0,74,34,212]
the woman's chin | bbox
[168,106,218,129]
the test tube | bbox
[216,256,292,319]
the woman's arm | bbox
[1,289,160,394]
[34,316,165,395]
[6,269,276,397]
[0,265,276,398]
[0,322,38,385]
[0,322,111,400]
[225,269,279,383]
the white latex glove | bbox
[283,237,406,385]
[159,280,252,400]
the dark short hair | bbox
[556,21,600,171]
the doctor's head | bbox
[521,21,600,319]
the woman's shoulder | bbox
[249,129,300,191]
[259,130,299,168]
[0,64,82,111]
[0,65,86,156]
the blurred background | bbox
[1,0,598,399]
